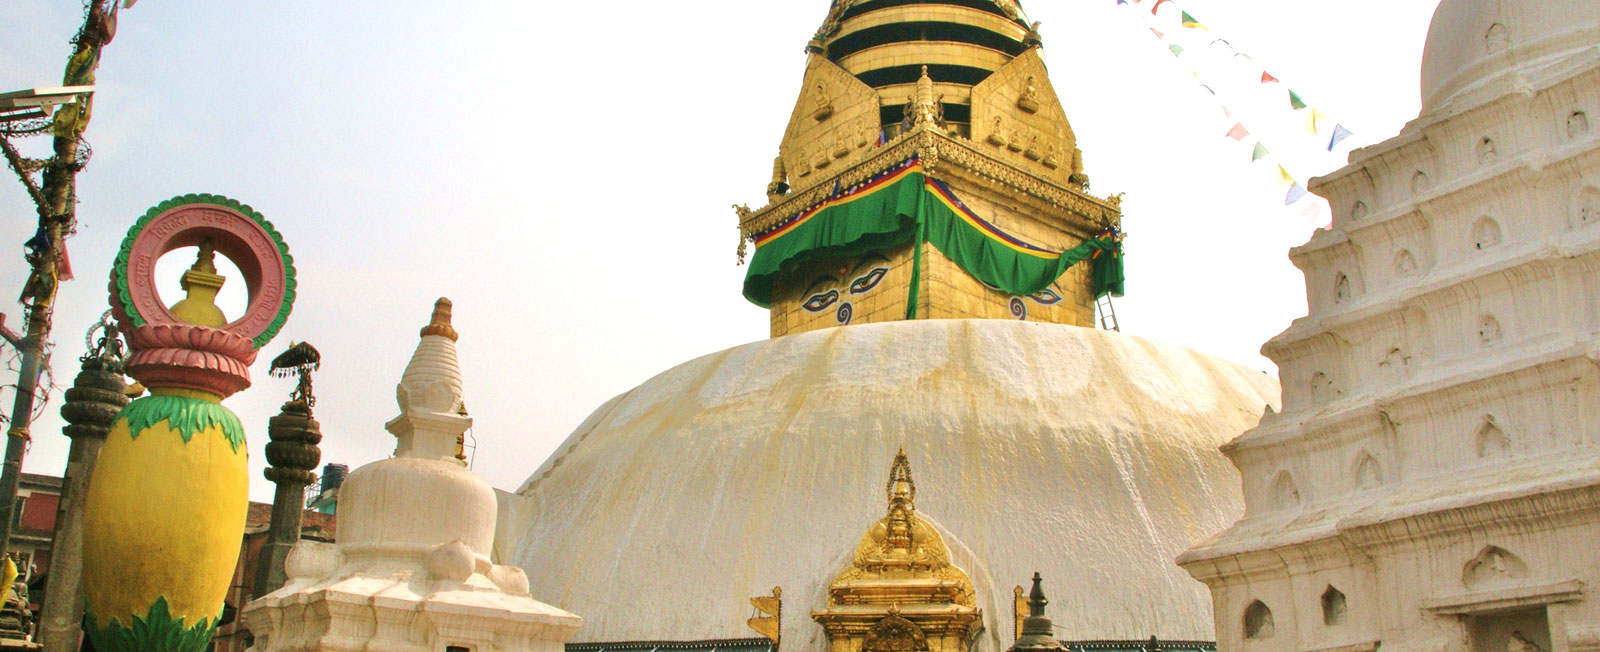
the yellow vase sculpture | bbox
[82,195,296,652]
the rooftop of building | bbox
[243,501,336,542]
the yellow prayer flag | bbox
[1277,165,1296,187]
[1305,108,1330,135]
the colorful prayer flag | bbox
[23,226,48,253]
[1261,71,1279,84]
[1277,165,1296,186]
[1226,123,1249,140]
[1305,108,1329,135]
[1286,184,1308,205]
[1181,11,1207,29]
[1200,84,1216,95]
[1251,142,1269,161]
[1328,124,1353,151]
[1289,90,1307,110]
[57,239,73,281]
[1169,44,1185,57]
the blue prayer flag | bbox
[1328,124,1354,151]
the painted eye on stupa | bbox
[1031,289,1063,305]
[848,267,889,294]
[803,290,841,312]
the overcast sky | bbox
[0,0,1442,502]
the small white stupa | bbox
[244,299,582,652]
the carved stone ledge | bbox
[1421,579,1584,616]
[1305,641,1381,652]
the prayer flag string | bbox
[1121,0,1359,205]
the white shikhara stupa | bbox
[243,300,582,652]
[1180,2,1600,651]
[494,0,1283,647]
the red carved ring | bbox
[119,203,289,343]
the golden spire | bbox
[420,297,459,342]
[907,66,942,129]
[169,238,227,328]
[885,448,916,552]
[886,447,915,509]
[813,450,981,652]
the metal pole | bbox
[0,211,64,556]
[0,302,52,557]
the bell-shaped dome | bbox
[502,320,1279,647]
[1421,0,1600,114]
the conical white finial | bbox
[386,298,471,462]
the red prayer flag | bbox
[1261,71,1280,84]
[1151,0,1173,15]
[55,239,73,281]
[1150,28,1164,39]
[1226,123,1249,141]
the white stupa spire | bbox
[244,298,582,652]
[387,298,471,462]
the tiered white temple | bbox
[1180,2,1600,651]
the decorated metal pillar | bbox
[252,342,322,597]
[37,315,129,652]
[81,195,295,652]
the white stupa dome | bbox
[1421,0,1600,114]
[498,320,1278,647]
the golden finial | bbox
[170,238,227,327]
[886,447,915,508]
[191,239,218,275]
[420,297,459,341]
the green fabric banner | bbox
[742,165,1124,309]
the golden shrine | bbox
[812,451,981,652]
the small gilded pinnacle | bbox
[420,297,459,342]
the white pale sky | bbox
[0,0,1442,502]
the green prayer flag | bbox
[1168,44,1185,57]
[1251,142,1269,161]
[1289,90,1307,110]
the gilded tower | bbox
[737,0,1125,337]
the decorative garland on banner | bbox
[1118,0,1356,205]
[743,159,1124,316]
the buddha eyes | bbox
[802,290,841,312]
[849,267,889,294]
[802,258,888,318]
[1031,289,1063,305]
